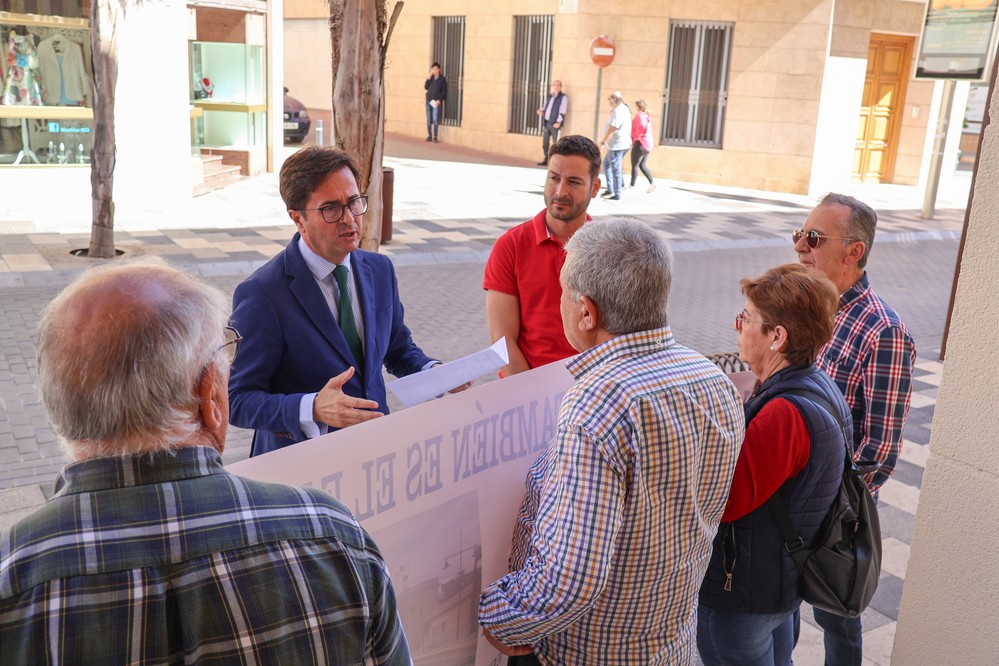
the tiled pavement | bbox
[0,134,971,664]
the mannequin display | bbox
[37,32,89,106]
[2,29,44,106]
[197,76,214,98]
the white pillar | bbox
[892,76,999,663]
[113,0,192,206]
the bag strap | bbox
[765,388,851,566]
[767,492,810,566]
[782,388,852,460]
[782,389,880,475]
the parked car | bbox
[284,87,311,144]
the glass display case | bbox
[0,9,94,166]
[190,40,266,149]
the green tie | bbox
[332,264,364,368]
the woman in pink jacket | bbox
[630,99,656,193]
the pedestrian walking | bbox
[598,91,631,201]
[630,99,656,192]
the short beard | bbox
[545,196,587,223]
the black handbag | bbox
[767,390,883,618]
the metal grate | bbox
[432,16,466,127]
[661,20,733,148]
[509,15,554,136]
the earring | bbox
[770,344,776,351]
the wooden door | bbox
[854,34,913,183]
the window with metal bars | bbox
[432,16,466,127]
[509,15,554,136]
[661,21,733,148]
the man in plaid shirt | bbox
[0,261,411,665]
[479,220,745,665]
[795,192,916,666]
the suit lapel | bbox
[351,250,379,381]
[284,235,359,371]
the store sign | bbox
[916,0,999,80]
[46,122,92,134]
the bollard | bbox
[382,167,394,242]
[315,119,324,147]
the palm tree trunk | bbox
[88,0,122,259]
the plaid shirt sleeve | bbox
[363,534,412,665]
[479,423,624,646]
[859,324,915,492]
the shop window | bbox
[509,14,553,136]
[432,15,464,128]
[661,20,733,148]
[1,9,94,166]
[190,40,266,149]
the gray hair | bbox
[36,259,231,459]
[563,219,672,334]
[819,192,878,268]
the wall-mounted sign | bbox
[916,0,999,80]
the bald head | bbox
[37,260,231,459]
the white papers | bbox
[388,337,510,408]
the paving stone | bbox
[0,505,43,531]
[869,573,905,621]
[888,458,924,489]
[878,503,916,544]
[0,484,46,512]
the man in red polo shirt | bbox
[483,135,601,376]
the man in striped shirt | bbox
[795,193,916,666]
[479,219,745,665]
[0,261,411,665]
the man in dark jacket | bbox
[424,62,447,143]
[536,79,567,165]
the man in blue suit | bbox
[230,146,444,457]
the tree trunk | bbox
[87,0,123,258]
[329,0,403,252]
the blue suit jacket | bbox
[228,234,434,456]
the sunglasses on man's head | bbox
[792,228,858,248]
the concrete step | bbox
[192,154,243,197]
[199,153,226,171]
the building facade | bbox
[377,0,952,195]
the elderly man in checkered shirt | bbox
[479,219,745,665]
[0,261,411,665]
[794,192,916,666]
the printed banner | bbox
[228,361,576,666]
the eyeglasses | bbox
[302,195,369,224]
[218,326,243,363]
[735,311,769,332]
[792,228,858,248]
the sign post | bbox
[590,36,616,141]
